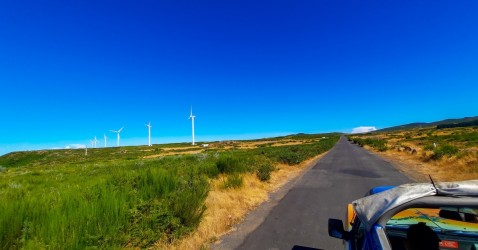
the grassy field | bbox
[0,134,340,249]
[348,126,478,181]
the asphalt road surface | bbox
[216,136,411,250]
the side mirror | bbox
[328,218,351,240]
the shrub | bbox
[216,156,245,174]
[278,150,302,165]
[198,162,220,178]
[222,174,243,189]
[423,144,435,151]
[256,163,274,182]
[430,144,459,160]
[351,137,388,151]
[169,174,209,227]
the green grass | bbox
[0,134,340,249]
[257,137,339,165]
[0,161,209,249]
[222,174,244,189]
[215,155,247,174]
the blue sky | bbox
[1,0,477,155]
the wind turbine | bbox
[189,107,196,145]
[93,136,98,148]
[145,122,152,146]
[104,134,107,147]
[110,127,124,147]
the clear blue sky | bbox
[1,0,477,155]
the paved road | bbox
[218,136,411,250]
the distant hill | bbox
[378,116,478,132]
[437,119,478,129]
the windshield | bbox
[386,208,478,250]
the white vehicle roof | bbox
[352,180,478,231]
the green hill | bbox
[377,116,478,132]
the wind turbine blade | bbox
[118,127,124,132]
[110,130,117,133]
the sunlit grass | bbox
[0,134,340,249]
[349,127,478,181]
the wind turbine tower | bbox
[146,122,152,146]
[189,107,196,145]
[110,127,124,147]
[104,134,107,147]
[93,136,98,148]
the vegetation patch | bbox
[349,137,388,152]
[0,134,340,249]
[256,162,274,182]
[349,126,478,180]
[216,156,246,174]
[221,174,244,189]
[429,144,459,160]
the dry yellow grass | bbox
[356,127,478,182]
[152,154,325,250]
[378,149,478,182]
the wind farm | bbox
[75,108,199,151]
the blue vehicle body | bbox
[328,181,478,250]
[328,186,394,250]
[368,186,394,195]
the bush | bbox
[170,174,209,227]
[215,156,245,174]
[423,144,435,151]
[278,150,302,165]
[256,163,274,181]
[222,174,243,189]
[430,144,459,160]
[350,137,388,151]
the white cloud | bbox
[351,126,377,134]
[65,144,86,149]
